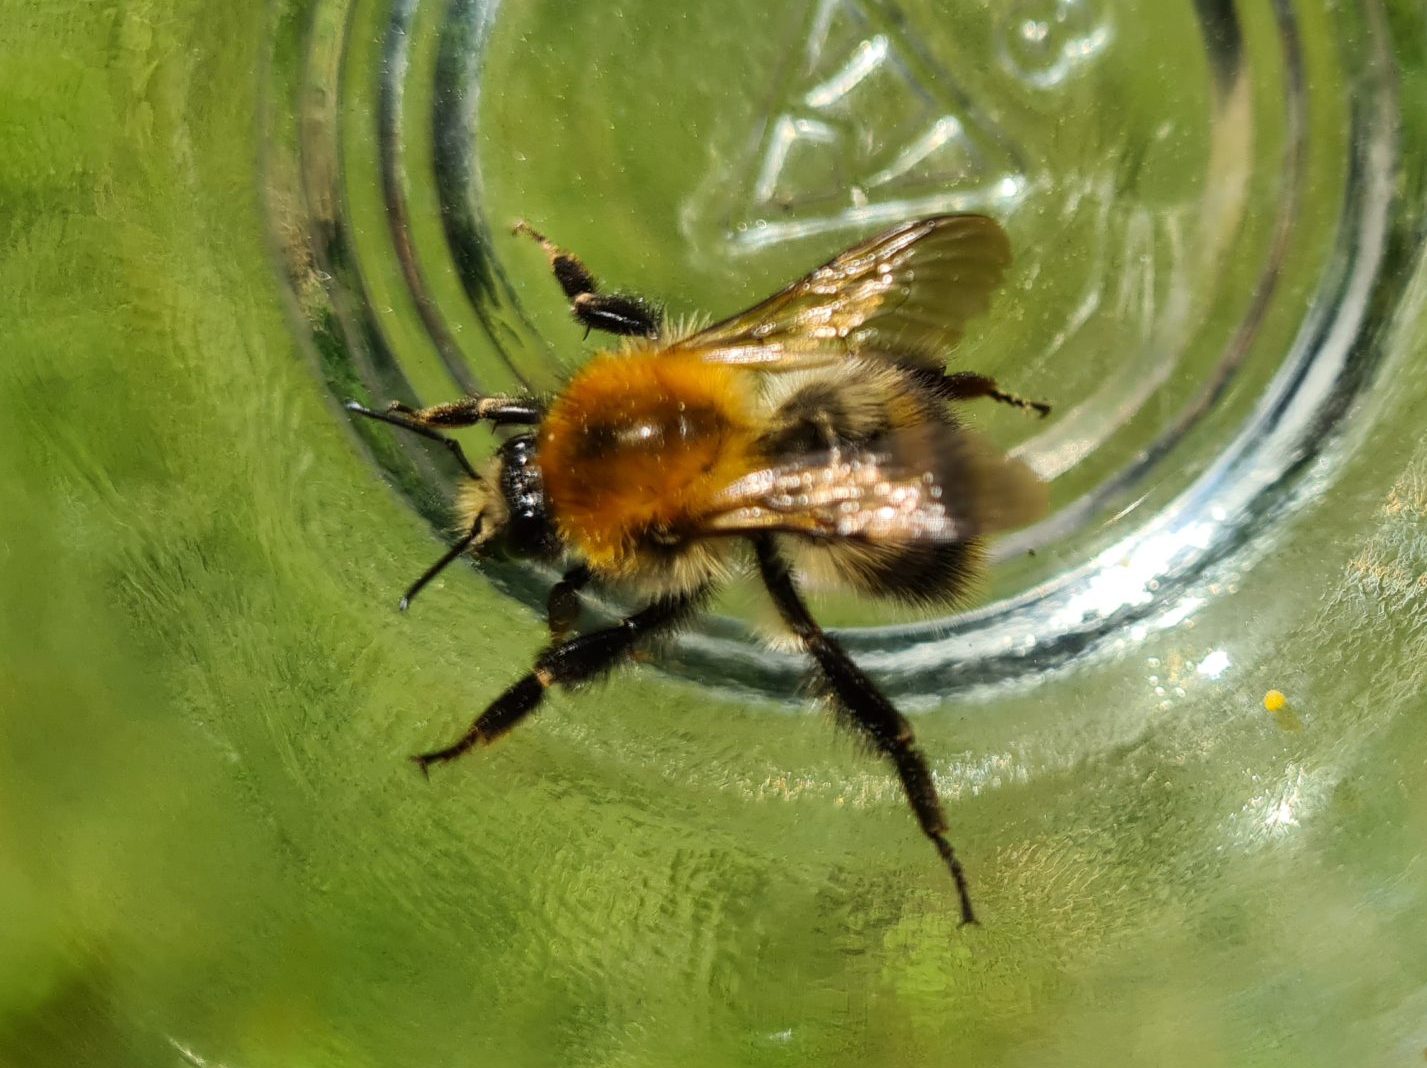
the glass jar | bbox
[3,0,1426,1064]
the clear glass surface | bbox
[3,0,1427,1064]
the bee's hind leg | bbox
[513,221,662,340]
[752,534,979,927]
[934,371,1051,419]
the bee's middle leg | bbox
[513,220,662,339]
[411,585,708,774]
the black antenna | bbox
[398,518,489,611]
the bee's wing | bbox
[700,423,1045,544]
[669,214,1011,372]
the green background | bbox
[5,1,1427,1066]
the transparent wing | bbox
[669,214,1011,372]
[700,423,1045,543]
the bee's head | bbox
[458,434,560,560]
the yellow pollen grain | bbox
[1263,689,1287,713]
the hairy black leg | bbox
[546,563,593,642]
[753,535,978,926]
[346,401,483,481]
[386,395,542,428]
[412,586,708,775]
[513,220,662,339]
[926,371,1051,419]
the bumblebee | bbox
[349,215,1049,925]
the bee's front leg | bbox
[384,395,542,428]
[346,394,542,481]
[345,401,483,481]
[546,563,592,642]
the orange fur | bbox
[538,348,758,575]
